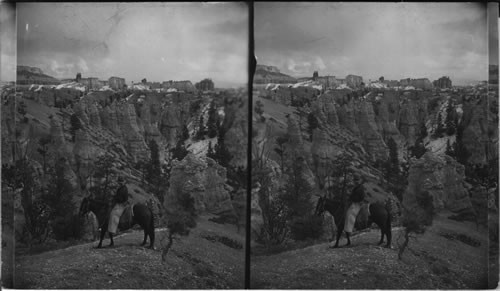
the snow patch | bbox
[55,82,86,92]
[131,84,150,91]
[368,82,387,89]
[187,137,218,157]
[427,135,456,155]
[336,84,352,90]
[99,85,113,91]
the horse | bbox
[315,196,392,248]
[79,197,155,249]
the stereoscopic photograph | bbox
[1,2,499,290]
[251,2,498,289]
[1,2,248,289]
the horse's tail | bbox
[384,200,392,228]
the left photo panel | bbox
[1,2,249,289]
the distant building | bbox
[400,78,433,90]
[76,73,82,82]
[433,76,452,89]
[316,76,337,89]
[313,71,319,81]
[98,80,109,87]
[162,80,196,93]
[109,76,126,90]
[195,78,215,91]
[346,74,363,88]
[79,77,100,90]
[383,80,400,87]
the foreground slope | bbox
[13,216,245,289]
[251,212,492,289]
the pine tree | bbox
[206,100,219,138]
[37,136,51,173]
[419,122,428,139]
[70,114,82,142]
[454,126,470,165]
[180,125,190,143]
[44,158,79,240]
[445,100,456,136]
[307,113,319,142]
[208,135,232,167]
[171,139,189,161]
[387,137,399,173]
[255,100,264,116]
[92,153,115,201]
[385,137,405,200]
[147,139,161,185]
[195,115,206,140]
[274,134,289,173]
[433,113,444,138]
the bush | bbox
[51,214,82,241]
[289,215,324,241]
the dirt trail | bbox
[13,216,245,289]
[251,213,492,289]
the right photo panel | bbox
[251,3,498,289]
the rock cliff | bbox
[460,99,494,165]
[166,153,233,215]
[403,152,474,216]
[354,101,388,161]
[100,102,122,136]
[116,102,149,163]
[223,101,248,168]
[73,129,94,179]
[313,93,339,127]
[159,103,182,146]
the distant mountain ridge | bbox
[17,65,61,85]
[254,64,297,84]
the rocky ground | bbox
[251,212,495,289]
[11,216,245,289]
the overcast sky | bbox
[255,3,487,85]
[1,3,16,82]
[16,3,248,87]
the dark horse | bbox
[79,197,155,249]
[315,196,392,248]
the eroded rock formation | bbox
[116,102,149,162]
[354,101,388,161]
[224,102,248,168]
[166,153,233,214]
[403,152,474,216]
[73,129,94,179]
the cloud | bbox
[314,56,326,71]
[1,3,16,81]
[17,3,248,85]
[255,3,487,83]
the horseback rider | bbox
[343,173,367,245]
[107,176,130,238]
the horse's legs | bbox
[109,232,114,247]
[333,221,344,248]
[378,228,385,245]
[141,229,147,246]
[97,227,106,248]
[149,227,155,249]
[385,219,392,248]
[345,232,351,246]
